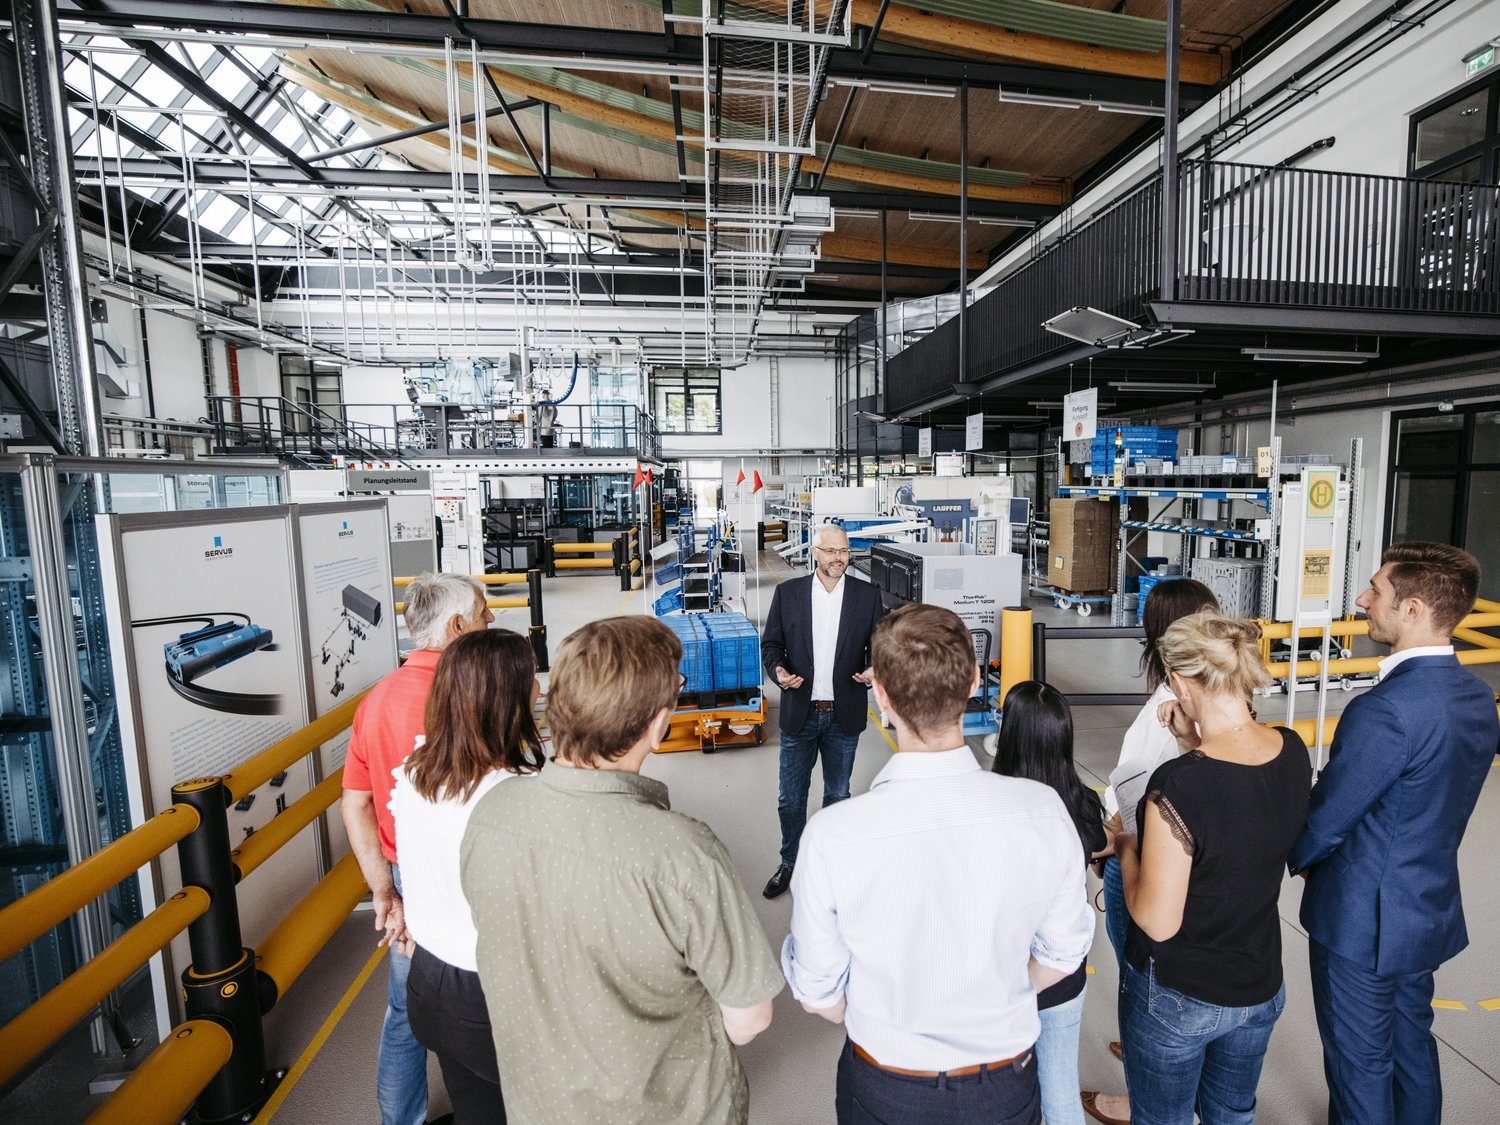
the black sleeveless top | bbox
[1125,727,1311,1007]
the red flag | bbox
[735,468,746,486]
[752,470,764,493]
[645,467,653,484]
[632,464,644,490]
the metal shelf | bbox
[1122,520,1264,542]
[1062,484,1270,503]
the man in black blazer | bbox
[759,525,885,898]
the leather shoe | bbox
[1109,1040,1124,1062]
[763,864,794,899]
[1081,1091,1130,1125]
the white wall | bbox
[1218,4,1497,176]
[661,356,836,457]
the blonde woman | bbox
[1105,611,1310,1125]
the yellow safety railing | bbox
[551,541,615,554]
[390,570,549,671]
[0,687,379,1121]
[1261,610,1500,678]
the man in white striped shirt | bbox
[781,603,1093,1125]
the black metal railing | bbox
[207,398,662,462]
[1178,160,1500,311]
[206,396,403,465]
[886,159,1500,414]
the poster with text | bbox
[292,501,399,862]
[98,506,317,1027]
[966,412,984,451]
[1064,387,1098,442]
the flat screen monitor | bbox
[1009,497,1031,525]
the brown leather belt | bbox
[852,1041,1032,1079]
[812,699,836,711]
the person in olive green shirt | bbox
[460,615,784,1125]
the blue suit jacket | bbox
[1288,654,1497,975]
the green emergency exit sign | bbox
[1466,46,1494,79]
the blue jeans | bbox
[1120,960,1285,1125]
[1037,985,1087,1125]
[836,1040,1040,1125]
[1101,857,1127,968]
[378,865,428,1125]
[777,708,859,866]
[1309,939,1440,1125]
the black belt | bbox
[812,700,836,711]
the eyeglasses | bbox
[815,546,851,557]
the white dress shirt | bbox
[781,748,1093,1070]
[1106,682,1179,837]
[809,575,845,701]
[1377,644,1454,681]
[389,749,516,970]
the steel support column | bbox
[14,0,104,457]
[1159,0,1180,303]
[18,455,113,1051]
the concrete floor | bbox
[105,557,1500,1123]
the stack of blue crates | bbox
[660,614,713,693]
[701,613,761,691]
[1089,426,1179,476]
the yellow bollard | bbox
[998,607,1033,707]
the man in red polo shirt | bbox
[342,572,492,1125]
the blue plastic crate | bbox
[702,612,761,691]
[660,614,713,692]
[653,588,683,615]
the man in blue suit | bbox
[759,525,885,899]
[1289,541,1497,1125]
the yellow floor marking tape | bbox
[1431,999,1468,1011]
[252,945,388,1124]
[1086,965,1096,975]
[611,585,639,616]
[1478,998,1500,1012]
[867,709,900,755]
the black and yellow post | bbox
[172,775,274,1122]
[527,568,549,671]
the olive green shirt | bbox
[459,764,784,1125]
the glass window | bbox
[1463,470,1500,601]
[1473,410,1500,462]
[1413,89,1489,169]
[1391,474,1457,543]
[653,369,721,434]
[1395,414,1463,468]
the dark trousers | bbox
[1309,939,1441,1125]
[835,1040,1040,1125]
[777,707,859,866]
[406,944,507,1125]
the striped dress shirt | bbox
[781,747,1093,1070]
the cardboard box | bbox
[1050,497,1118,593]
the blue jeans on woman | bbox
[1120,959,1285,1125]
[1037,985,1087,1125]
[1101,857,1127,968]
[378,864,428,1125]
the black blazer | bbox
[760,574,885,736]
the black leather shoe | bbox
[763,864,794,899]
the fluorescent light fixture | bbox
[999,88,1083,110]
[1108,380,1213,392]
[835,207,879,219]
[952,381,983,395]
[1028,400,1114,410]
[1241,347,1380,364]
[867,82,956,98]
[906,212,1037,228]
[1042,305,1142,346]
[1095,101,1167,117]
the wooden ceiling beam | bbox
[846,0,1228,86]
[802,157,1064,205]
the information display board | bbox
[291,501,399,861]
[98,507,317,1030]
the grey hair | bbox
[812,524,849,548]
[403,572,484,649]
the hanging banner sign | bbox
[918,428,933,458]
[966,412,984,451]
[1063,387,1098,442]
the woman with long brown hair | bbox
[390,628,544,1124]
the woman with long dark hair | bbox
[995,679,1104,1125]
[391,628,544,1125]
[1085,579,1220,1125]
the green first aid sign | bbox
[1305,468,1338,520]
